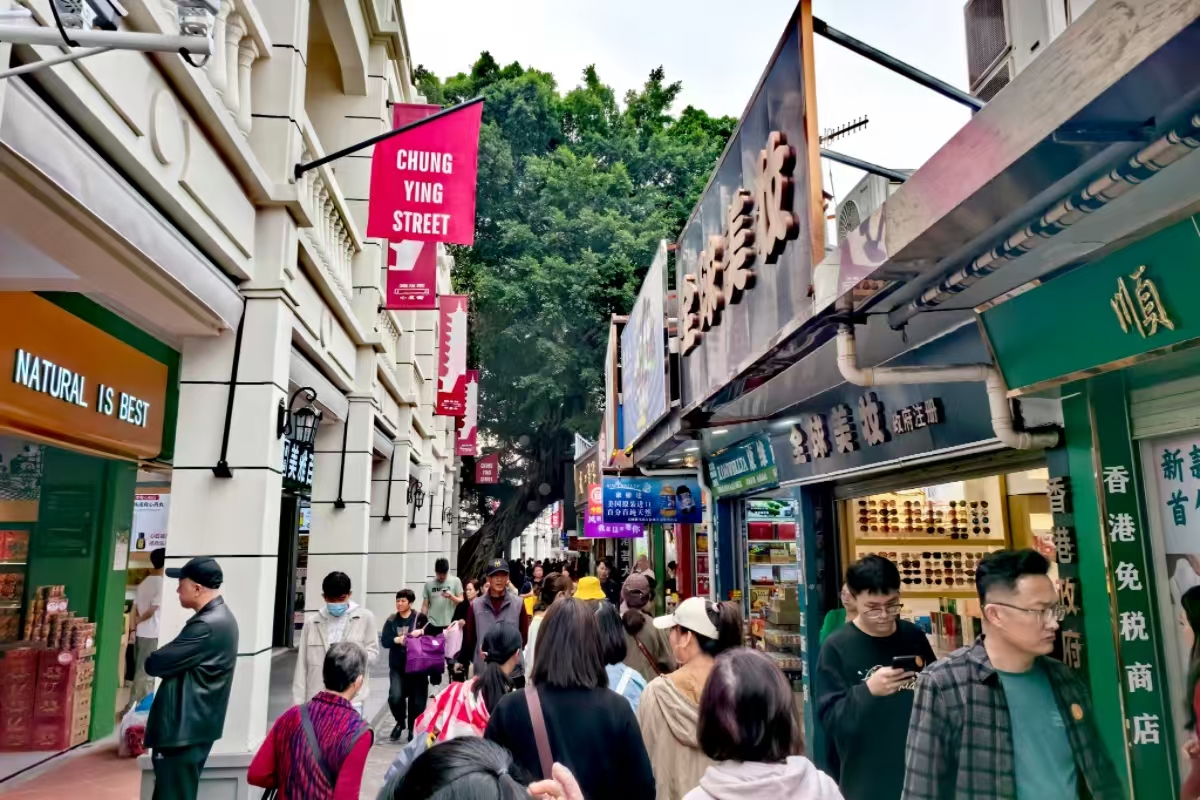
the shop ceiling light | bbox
[278,387,322,445]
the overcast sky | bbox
[403,0,971,216]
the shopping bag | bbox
[405,631,446,674]
[443,622,464,659]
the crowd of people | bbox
[135,542,1150,800]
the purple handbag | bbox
[405,630,446,674]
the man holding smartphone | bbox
[817,554,936,800]
[421,558,463,681]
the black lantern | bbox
[278,387,322,444]
[408,477,424,506]
[414,486,426,509]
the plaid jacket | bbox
[901,639,1124,800]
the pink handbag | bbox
[443,623,464,659]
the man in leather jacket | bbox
[145,557,239,800]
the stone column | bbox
[307,394,374,610]
[223,13,246,115]
[366,436,413,621]
[160,293,293,759]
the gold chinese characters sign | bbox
[681,131,800,356]
[0,293,169,460]
[1111,264,1175,338]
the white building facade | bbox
[0,0,457,792]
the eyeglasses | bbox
[861,603,903,619]
[987,602,1066,623]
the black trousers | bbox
[151,742,213,800]
[389,668,429,733]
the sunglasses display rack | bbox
[846,479,1010,598]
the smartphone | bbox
[892,655,925,673]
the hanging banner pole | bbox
[293,96,484,179]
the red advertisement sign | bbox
[367,101,484,246]
[436,295,470,415]
[455,371,479,456]
[550,501,563,531]
[385,240,438,309]
[475,452,500,484]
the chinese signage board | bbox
[601,318,631,469]
[1092,385,1173,794]
[584,483,643,538]
[0,293,170,460]
[981,214,1200,393]
[281,437,314,491]
[621,241,670,448]
[475,452,500,484]
[386,240,438,310]
[768,325,997,484]
[455,370,479,456]
[707,433,779,499]
[436,295,470,415]
[367,101,483,246]
[1042,455,1086,679]
[601,476,703,524]
[132,493,169,552]
[676,2,823,412]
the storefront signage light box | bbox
[707,433,779,498]
[621,241,670,448]
[0,293,169,460]
[601,476,703,524]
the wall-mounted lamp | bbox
[278,387,322,444]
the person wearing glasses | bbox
[902,549,1122,800]
[816,554,935,800]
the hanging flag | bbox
[385,240,438,310]
[367,100,484,246]
[436,295,470,415]
[476,452,500,484]
[456,370,479,456]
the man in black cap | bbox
[145,556,239,800]
[455,558,530,686]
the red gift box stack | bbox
[0,647,39,750]
[31,649,79,751]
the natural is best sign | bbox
[12,348,152,427]
[366,101,484,246]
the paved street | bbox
[1,649,420,799]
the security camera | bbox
[176,0,218,38]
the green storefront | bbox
[981,214,1200,798]
[0,292,177,779]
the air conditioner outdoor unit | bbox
[964,0,1066,101]
[835,173,904,245]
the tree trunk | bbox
[457,429,569,580]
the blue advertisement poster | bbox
[602,475,703,524]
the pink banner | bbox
[475,452,500,484]
[436,295,469,415]
[367,102,484,246]
[456,370,479,456]
[385,240,438,309]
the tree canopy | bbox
[417,54,735,575]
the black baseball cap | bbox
[166,557,224,589]
[485,558,510,576]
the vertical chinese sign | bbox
[436,295,469,415]
[455,370,479,457]
[1092,380,1175,795]
[1045,458,1087,680]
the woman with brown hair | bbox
[485,597,655,799]
[685,648,841,799]
[637,597,742,800]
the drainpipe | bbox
[835,324,1059,450]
